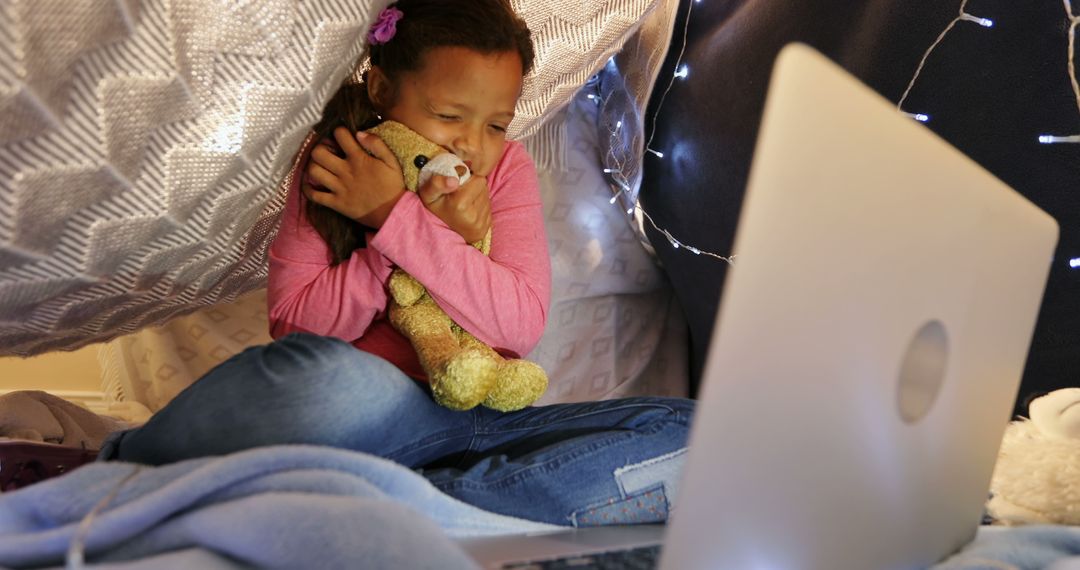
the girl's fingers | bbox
[418,175,460,205]
[306,162,345,194]
[333,126,367,160]
[309,143,348,174]
[355,131,401,170]
[301,183,336,209]
[459,177,488,209]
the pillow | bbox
[526,88,688,403]
[99,289,273,412]
[0,0,661,356]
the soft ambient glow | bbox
[959,14,994,27]
[1040,134,1080,143]
[675,65,689,79]
[902,112,930,122]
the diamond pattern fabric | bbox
[0,0,658,355]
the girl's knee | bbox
[262,333,379,379]
[245,334,412,403]
[264,332,358,371]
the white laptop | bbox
[460,42,1059,570]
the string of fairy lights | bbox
[1040,0,1080,144]
[898,0,1080,145]
[896,0,994,123]
[595,0,1080,265]
[596,0,737,263]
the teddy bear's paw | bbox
[389,270,426,307]
[431,349,500,411]
[1029,388,1080,441]
[482,360,549,412]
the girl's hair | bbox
[306,0,535,265]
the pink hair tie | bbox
[368,7,404,46]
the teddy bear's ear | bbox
[1021,391,1050,412]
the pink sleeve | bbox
[267,157,396,342]
[370,141,551,357]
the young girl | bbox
[100,0,695,527]
[268,0,548,382]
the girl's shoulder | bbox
[503,138,529,158]
[490,139,537,183]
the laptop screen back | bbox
[660,43,1058,570]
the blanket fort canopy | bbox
[0,0,658,355]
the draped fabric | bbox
[0,0,661,356]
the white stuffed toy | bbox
[987,388,1080,525]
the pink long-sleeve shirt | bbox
[267,138,551,382]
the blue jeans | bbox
[101,333,693,526]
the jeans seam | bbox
[456,410,483,468]
[435,431,628,492]
[384,410,484,465]
[475,402,685,436]
[383,427,474,463]
[434,419,674,493]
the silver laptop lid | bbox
[661,43,1059,570]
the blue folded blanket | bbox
[4,443,1079,569]
[932,525,1080,570]
[0,445,559,569]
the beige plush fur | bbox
[987,388,1080,526]
[366,121,548,411]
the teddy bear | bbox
[364,120,548,412]
[986,387,1080,525]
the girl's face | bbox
[370,47,523,178]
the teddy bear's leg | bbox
[390,296,499,411]
[455,328,548,412]
[389,268,427,307]
[483,359,548,412]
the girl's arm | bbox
[370,142,551,357]
[267,174,395,341]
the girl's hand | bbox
[418,174,492,244]
[302,128,405,229]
